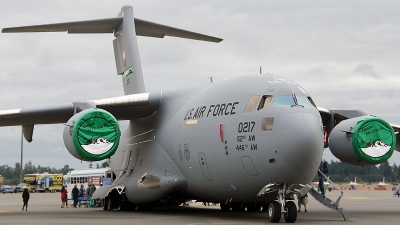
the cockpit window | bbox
[296,96,313,106]
[244,94,315,113]
[272,95,295,105]
[244,95,261,113]
[258,95,273,110]
[296,96,317,107]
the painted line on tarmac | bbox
[344,197,373,200]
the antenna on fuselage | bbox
[260,66,262,74]
[210,77,213,82]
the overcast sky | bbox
[0,1,399,170]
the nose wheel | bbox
[268,201,297,223]
[268,201,281,222]
[283,201,297,223]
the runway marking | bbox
[344,197,373,200]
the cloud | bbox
[354,63,380,78]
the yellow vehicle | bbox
[13,183,33,193]
[23,173,63,192]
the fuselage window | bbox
[262,117,274,131]
[272,95,295,105]
[244,95,261,113]
[258,95,273,110]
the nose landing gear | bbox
[265,183,297,223]
[267,200,297,223]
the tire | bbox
[103,198,108,211]
[107,197,112,211]
[283,201,297,223]
[268,201,281,223]
[108,191,120,210]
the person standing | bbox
[86,184,90,196]
[318,159,329,196]
[61,186,68,208]
[72,184,79,208]
[297,193,308,212]
[89,183,97,197]
[22,188,30,211]
[79,184,84,198]
[318,160,326,196]
[395,184,400,197]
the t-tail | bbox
[2,5,222,95]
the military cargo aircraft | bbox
[1,5,399,223]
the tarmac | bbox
[0,189,398,224]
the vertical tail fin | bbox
[113,5,145,94]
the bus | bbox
[63,168,113,199]
[23,173,63,192]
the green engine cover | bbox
[72,109,121,161]
[352,116,396,164]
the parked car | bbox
[1,185,14,193]
[13,183,33,193]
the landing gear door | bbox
[198,152,213,181]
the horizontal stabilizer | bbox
[2,18,122,33]
[2,17,222,43]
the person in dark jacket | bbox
[79,184,84,198]
[72,184,79,208]
[318,159,329,196]
[22,188,30,211]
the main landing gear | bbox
[103,191,154,212]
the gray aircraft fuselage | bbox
[8,5,390,222]
[111,73,324,203]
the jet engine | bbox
[63,108,121,161]
[328,116,396,166]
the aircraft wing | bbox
[318,107,400,151]
[0,92,161,141]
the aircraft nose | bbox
[274,112,324,169]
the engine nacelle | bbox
[63,109,121,161]
[329,116,396,166]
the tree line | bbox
[0,160,109,185]
[1,160,398,186]
[313,160,399,184]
